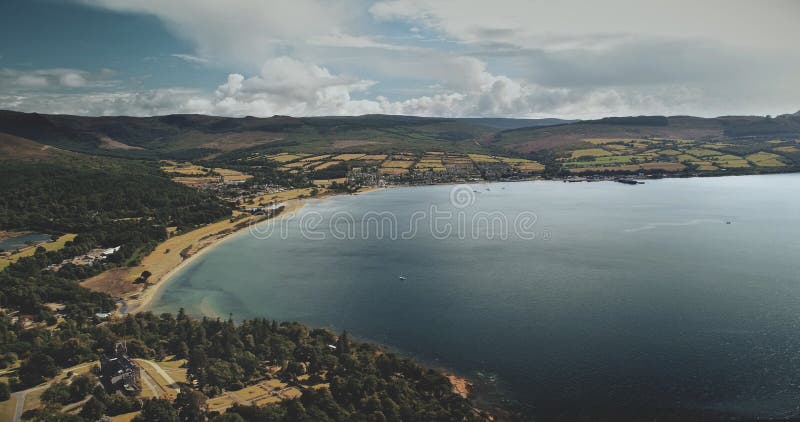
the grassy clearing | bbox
[569,148,613,158]
[774,146,799,153]
[313,161,342,171]
[267,153,308,163]
[746,152,786,167]
[282,161,308,169]
[208,378,301,412]
[156,357,188,384]
[516,162,546,172]
[0,395,16,422]
[570,162,685,173]
[313,178,347,187]
[0,233,77,270]
[299,154,331,162]
[163,162,251,186]
[207,395,235,413]
[214,168,252,182]
[467,154,500,163]
[250,188,320,204]
[331,153,366,161]
[713,155,751,168]
[381,160,415,168]
[160,163,209,176]
[110,412,140,422]
[685,148,722,157]
[360,154,388,161]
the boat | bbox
[398,275,407,281]
[615,178,639,185]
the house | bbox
[100,343,141,394]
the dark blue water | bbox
[154,175,800,421]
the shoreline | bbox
[123,172,797,314]
[123,186,384,314]
[123,198,308,314]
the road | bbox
[11,384,45,422]
[10,363,94,422]
[140,360,180,393]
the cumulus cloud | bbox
[1,56,716,119]
[59,72,87,88]
[7,0,799,117]
[0,68,112,91]
[15,75,50,89]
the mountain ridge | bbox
[1,109,799,159]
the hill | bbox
[1,110,799,179]
[453,117,577,130]
[0,133,79,161]
[492,114,800,153]
[0,111,505,159]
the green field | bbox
[556,137,799,174]
[0,233,77,270]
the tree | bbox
[285,399,307,420]
[19,352,59,386]
[0,381,10,401]
[337,331,351,355]
[176,388,207,422]
[104,392,141,416]
[68,374,95,402]
[209,413,244,422]
[134,398,179,422]
[41,381,70,405]
[79,396,107,420]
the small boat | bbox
[398,275,407,281]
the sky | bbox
[0,0,798,119]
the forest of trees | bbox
[0,160,232,324]
[0,153,493,421]
[2,311,486,421]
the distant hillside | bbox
[452,117,577,130]
[492,114,800,153]
[0,111,499,159]
[0,133,79,161]
[1,110,799,161]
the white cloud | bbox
[80,0,361,68]
[1,57,731,119]
[15,75,49,88]
[171,53,209,64]
[368,0,800,50]
[9,1,800,117]
[0,68,111,91]
[59,72,87,87]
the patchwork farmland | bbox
[559,138,798,174]
[255,151,546,180]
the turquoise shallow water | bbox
[153,174,800,420]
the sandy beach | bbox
[81,186,382,315]
[81,199,307,314]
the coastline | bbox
[118,186,384,314]
[123,198,308,314]
[92,173,791,316]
